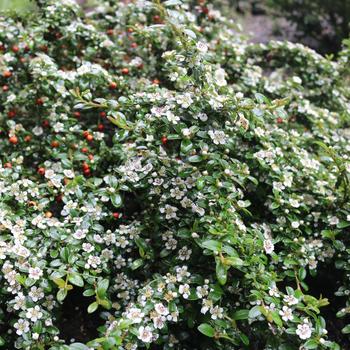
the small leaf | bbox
[216,260,227,285]
[68,273,84,287]
[97,279,109,298]
[341,324,350,334]
[202,240,222,252]
[111,193,122,208]
[248,305,262,319]
[52,278,66,289]
[87,302,98,314]
[198,323,215,337]
[232,309,249,320]
[98,299,112,310]
[57,288,67,302]
[69,343,90,350]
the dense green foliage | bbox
[0,1,349,349]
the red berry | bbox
[38,167,45,175]
[113,212,120,219]
[24,135,32,142]
[36,98,44,105]
[51,140,59,148]
[56,194,63,202]
[42,120,50,127]
[82,162,89,170]
[81,147,88,153]
[161,136,168,145]
[277,117,283,124]
[7,110,16,118]
[97,123,104,131]
[2,85,9,92]
[131,42,138,48]
[83,130,89,138]
[3,71,12,78]
[127,28,133,33]
[88,154,94,160]
[83,168,91,176]
[109,82,117,89]
[100,111,107,118]
[12,45,19,53]
[9,135,18,144]
[106,29,114,36]
[152,79,160,85]
[121,68,129,75]
[73,111,81,118]
[86,134,93,142]
[4,162,12,168]
[153,15,162,23]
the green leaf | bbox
[97,279,109,298]
[131,258,144,270]
[98,299,112,310]
[202,240,222,252]
[304,340,319,349]
[69,343,90,350]
[108,112,131,130]
[52,278,66,289]
[198,323,215,337]
[68,273,84,287]
[83,289,95,297]
[248,305,262,319]
[232,309,249,320]
[225,256,244,267]
[270,311,283,327]
[60,247,70,263]
[111,193,122,208]
[341,325,350,334]
[87,302,98,314]
[216,260,227,285]
[57,288,68,302]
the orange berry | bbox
[9,135,18,144]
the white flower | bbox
[28,267,43,280]
[160,205,178,220]
[214,68,227,87]
[283,295,298,306]
[154,303,169,316]
[32,126,43,136]
[178,284,191,299]
[26,306,43,322]
[263,238,274,254]
[176,93,193,108]
[177,246,192,261]
[14,319,30,335]
[73,229,87,239]
[196,41,208,53]
[137,326,153,343]
[210,305,223,320]
[29,286,44,302]
[126,307,144,323]
[208,130,227,145]
[86,255,101,269]
[296,320,312,340]
[63,169,75,178]
[279,306,293,322]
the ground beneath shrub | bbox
[59,288,104,344]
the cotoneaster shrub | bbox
[0,1,349,349]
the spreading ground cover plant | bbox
[0,0,350,349]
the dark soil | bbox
[59,288,104,344]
